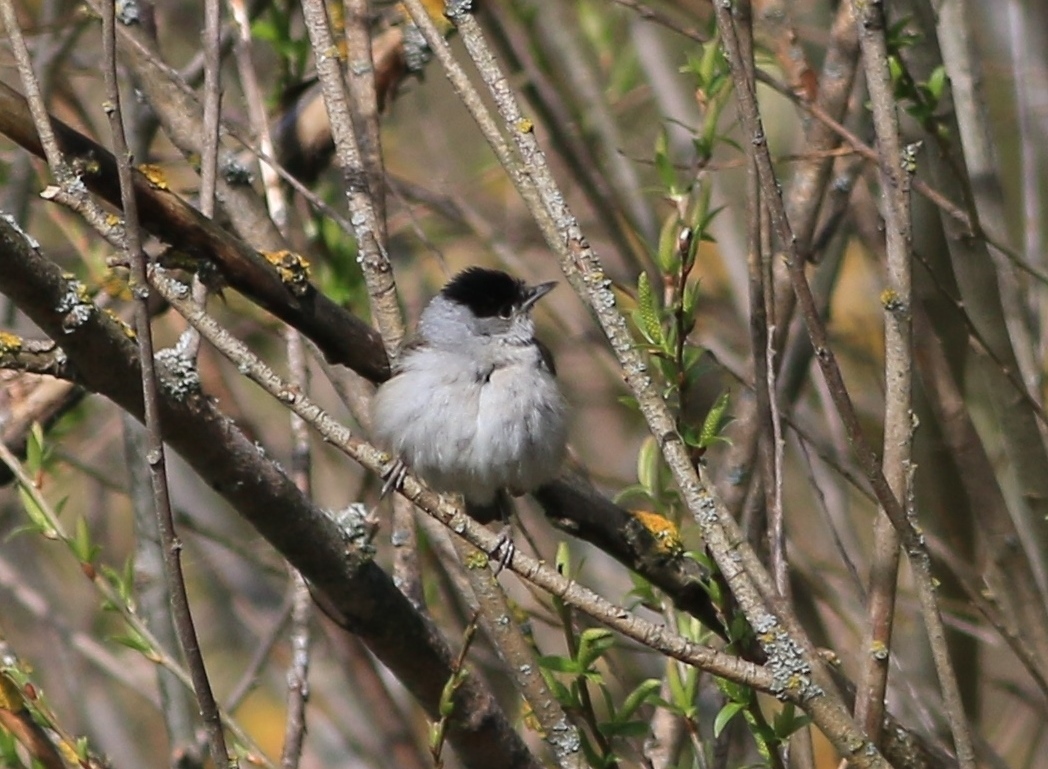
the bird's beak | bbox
[522,280,557,311]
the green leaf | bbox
[74,736,90,761]
[698,390,731,448]
[72,516,99,565]
[26,422,45,474]
[635,272,663,346]
[17,486,56,538]
[926,65,947,103]
[888,56,904,88]
[665,673,688,713]
[599,719,651,738]
[713,701,745,738]
[655,214,681,273]
[538,655,582,675]
[555,541,572,579]
[773,702,812,739]
[577,628,614,671]
[636,435,662,497]
[100,561,135,606]
[620,678,662,719]
[438,668,468,716]
[541,671,574,706]
[577,730,603,769]
[111,632,152,653]
[653,128,678,194]
[428,720,445,751]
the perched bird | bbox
[372,267,569,530]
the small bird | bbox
[372,267,569,533]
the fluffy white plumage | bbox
[371,268,568,511]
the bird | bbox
[371,267,569,544]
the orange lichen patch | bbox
[0,331,23,353]
[136,164,169,190]
[630,510,684,557]
[103,309,136,339]
[879,288,905,312]
[99,271,132,300]
[396,0,454,34]
[262,250,312,297]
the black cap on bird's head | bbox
[441,267,556,319]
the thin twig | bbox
[348,0,423,612]
[0,0,118,238]
[299,0,404,355]
[183,0,223,360]
[281,570,312,769]
[522,0,656,246]
[124,414,200,759]
[448,536,585,769]
[345,0,388,238]
[281,328,313,769]
[849,0,914,747]
[480,2,649,271]
[753,68,1048,290]
[100,2,229,767]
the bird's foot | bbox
[489,523,516,576]
[380,458,408,498]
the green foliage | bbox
[538,627,663,768]
[627,180,732,504]
[100,557,137,611]
[12,424,60,540]
[772,702,811,740]
[311,212,371,311]
[884,17,951,140]
[71,514,101,565]
[540,546,667,767]
[0,729,25,769]
[251,3,311,94]
[679,33,736,164]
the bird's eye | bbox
[497,304,514,319]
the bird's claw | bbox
[380,458,408,498]
[489,524,516,576]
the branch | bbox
[0,81,390,381]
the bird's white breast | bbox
[371,342,567,505]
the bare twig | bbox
[448,536,584,769]
[100,3,229,767]
[124,414,200,762]
[0,0,119,239]
[182,0,224,360]
[849,0,914,747]
[345,0,388,238]
[281,328,312,769]
[300,0,404,355]
[281,570,312,769]
[340,0,422,604]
